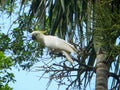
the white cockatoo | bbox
[31,31,77,63]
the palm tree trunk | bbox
[96,53,109,90]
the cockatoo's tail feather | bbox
[62,51,74,63]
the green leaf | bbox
[60,0,65,12]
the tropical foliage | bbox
[0,0,120,90]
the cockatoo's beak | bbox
[32,34,36,40]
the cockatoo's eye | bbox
[35,33,38,36]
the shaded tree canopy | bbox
[0,0,120,90]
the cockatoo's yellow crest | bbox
[40,30,47,34]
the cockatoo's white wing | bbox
[44,35,77,53]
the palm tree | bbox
[0,0,120,90]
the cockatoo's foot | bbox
[49,49,64,57]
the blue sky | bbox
[9,63,63,90]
